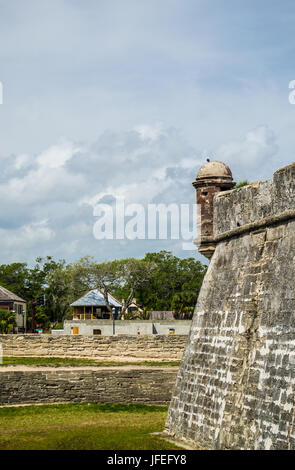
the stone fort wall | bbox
[0,334,188,362]
[0,368,178,406]
[165,163,295,450]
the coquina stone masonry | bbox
[165,162,295,450]
[0,334,187,362]
[0,368,178,406]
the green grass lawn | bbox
[1,357,180,367]
[0,403,183,450]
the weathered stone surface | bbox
[165,162,295,450]
[0,334,188,362]
[214,180,273,234]
[0,369,178,406]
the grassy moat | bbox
[0,403,183,450]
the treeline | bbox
[0,251,207,329]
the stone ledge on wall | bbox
[0,334,188,361]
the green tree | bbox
[0,262,30,299]
[70,257,122,313]
[135,251,207,318]
[0,308,16,333]
[0,252,207,326]
[44,267,74,324]
[26,307,51,331]
[28,256,68,327]
[115,258,156,316]
[91,260,122,312]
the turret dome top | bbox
[197,160,233,180]
[193,160,235,190]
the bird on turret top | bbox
[206,158,210,162]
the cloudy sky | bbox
[0,0,295,265]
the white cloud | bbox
[0,125,201,263]
[215,125,278,181]
[0,121,285,264]
[134,123,167,142]
[36,140,81,169]
[14,154,30,170]
[0,0,293,266]
[0,219,54,262]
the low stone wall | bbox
[0,368,178,406]
[0,334,188,362]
